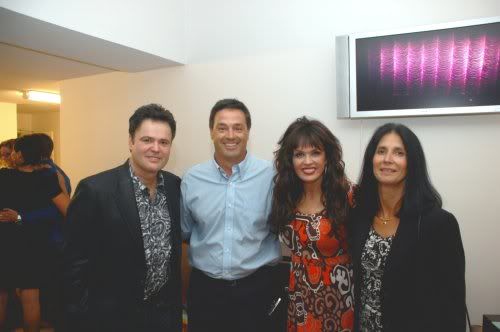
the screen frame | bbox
[344,17,500,119]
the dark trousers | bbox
[138,299,179,332]
[67,296,180,332]
[187,266,278,332]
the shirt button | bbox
[228,204,232,208]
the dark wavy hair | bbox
[356,123,442,219]
[129,104,176,140]
[14,135,44,166]
[31,133,54,160]
[269,117,350,236]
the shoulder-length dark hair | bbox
[269,117,350,235]
[14,134,44,166]
[356,123,442,219]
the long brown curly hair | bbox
[269,117,350,236]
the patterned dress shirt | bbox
[129,164,172,300]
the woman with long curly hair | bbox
[269,117,354,332]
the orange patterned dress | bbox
[280,211,354,332]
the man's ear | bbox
[128,135,134,152]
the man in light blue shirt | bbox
[181,99,281,332]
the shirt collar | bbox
[128,161,165,193]
[212,152,251,180]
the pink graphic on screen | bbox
[356,22,500,111]
[377,34,499,96]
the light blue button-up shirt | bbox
[181,153,281,280]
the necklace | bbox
[376,214,391,225]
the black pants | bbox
[67,297,181,332]
[187,266,278,332]
[138,299,180,332]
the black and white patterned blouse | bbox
[129,165,172,300]
[359,227,394,332]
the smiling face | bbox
[128,119,172,179]
[210,108,249,166]
[293,145,326,186]
[372,132,407,188]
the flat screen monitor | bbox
[336,17,500,118]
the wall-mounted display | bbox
[336,17,500,118]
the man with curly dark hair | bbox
[64,104,183,331]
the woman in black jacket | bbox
[350,123,465,332]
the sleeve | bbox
[20,205,60,225]
[43,171,63,198]
[435,211,466,331]
[54,163,72,195]
[180,177,193,241]
[63,179,95,331]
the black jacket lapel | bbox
[383,215,418,282]
[115,162,144,254]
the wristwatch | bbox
[15,214,23,225]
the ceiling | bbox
[0,42,112,111]
[0,7,182,113]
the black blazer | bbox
[63,161,182,331]
[349,206,466,332]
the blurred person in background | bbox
[32,133,71,331]
[0,139,16,169]
[0,134,70,332]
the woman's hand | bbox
[0,208,19,223]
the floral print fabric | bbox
[280,211,354,332]
[359,227,394,332]
[130,165,172,300]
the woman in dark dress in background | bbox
[270,117,354,332]
[0,135,69,332]
[350,123,465,332]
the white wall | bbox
[0,0,186,63]
[60,72,130,184]
[17,113,32,134]
[0,102,17,141]
[58,0,500,325]
[186,0,499,62]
